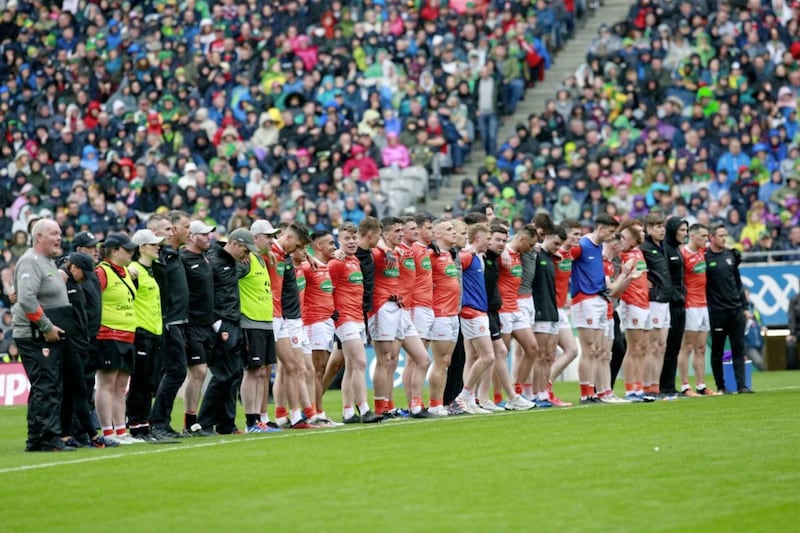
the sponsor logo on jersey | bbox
[402,257,416,270]
[693,261,707,274]
[636,260,647,271]
[383,267,400,278]
[276,262,285,276]
[708,261,717,268]
[510,264,523,277]
[296,275,306,291]
[421,256,432,270]
[348,271,364,284]
[445,264,459,277]
[320,279,333,293]
[557,259,572,272]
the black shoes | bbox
[343,414,361,424]
[737,387,755,394]
[360,411,383,424]
[409,408,435,419]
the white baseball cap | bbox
[250,220,280,235]
[131,229,165,246]
[189,220,216,234]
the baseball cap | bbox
[103,233,138,251]
[250,220,280,235]
[189,220,216,234]
[131,229,165,246]
[68,252,95,273]
[229,228,259,254]
[72,231,99,248]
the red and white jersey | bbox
[370,248,399,317]
[620,248,649,309]
[396,242,417,307]
[603,258,615,319]
[329,255,364,327]
[554,246,573,309]
[682,246,707,308]
[411,241,433,308]
[498,248,522,313]
[431,249,460,317]
[269,241,287,318]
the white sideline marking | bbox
[2,384,798,475]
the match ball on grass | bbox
[654,446,660,452]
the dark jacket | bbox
[159,244,189,324]
[640,234,673,303]
[663,217,686,307]
[180,248,215,325]
[788,294,800,337]
[484,250,502,312]
[63,268,92,355]
[207,242,241,323]
[81,269,102,337]
[705,247,748,312]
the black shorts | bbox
[96,339,135,373]
[488,312,502,341]
[185,324,215,366]
[243,328,277,369]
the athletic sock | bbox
[343,406,356,419]
[303,406,316,420]
[522,383,534,398]
[696,382,706,391]
[259,413,270,423]
[580,382,593,399]
[374,397,386,415]
[387,399,395,411]
[537,391,549,401]
[246,413,258,427]
[410,396,423,414]
[680,383,690,392]
[358,402,371,415]
[290,409,302,426]
[185,412,197,429]
[514,383,523,395]
[494,392,504,405]
[430,399,443,408]
[275,406,288,420]
[115,427,127,436]
[102,426,114,437]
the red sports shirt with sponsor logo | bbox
[498,249,523,313]
[682,246,707,308]
[396,242,417,307]
[370,248,400,317]
[431,249,460,317]
[554,246,573,309]
[620,248,649,309]
[411,241,433,308]
[329,255,364,327]
[301,261,334,325]
[269,241,287,317]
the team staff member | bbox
[678,224,721,396]
[14,220,73,452]
[71,231,101,427]
[149,212,191,439]
[706,223,754,394]
[240,220,281,433]
[329,222,382,424]
[127,230,170,442]
[660,217,688,397]
[639,213,673,397]
[179,221,216,437]
[95,233,139,445]
[427,219,462,414]
[302,231,338,423]
[198,229,258,434]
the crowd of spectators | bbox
[0,0,581,256]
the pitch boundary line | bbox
[2,384,798,475]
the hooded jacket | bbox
[640,230,674,304]
[663,217,686,307]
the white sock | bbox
[343,406,355,419]
[459,387,474,402]
[411,405,422,414]
[290,409,302,425]
[358,402,371,415]
[275,416,288,427]
[259,413,270,423]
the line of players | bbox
[124,210,738,442]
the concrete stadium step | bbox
[423,0,637,216]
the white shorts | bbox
[460,314,490,340]
[685,307,710,332]
[648,302,671,329]
[398,308,419,340]
[604,317,615,340]
[430,315,460,342]
[274,317,304,349]
[305,318,334,352]
[532,321,558,335]
[335,321,367,344]
[411,306,435,340]
[517,296,535,326]
[368,301,402,342]
[619,301,651,331]
[557,308,572,330]
[570,296,608,330]
[499,310,531,335]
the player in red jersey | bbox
[328,222,383,423]
[617,220,654,402]
[496,225,541,397]
[301,231,340,425]
[426,219,462,415]
[546,220,581,406]
[411,214,435,342]
[269,223,317,429]
[678,224,721,396]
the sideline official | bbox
[13,220,73,452]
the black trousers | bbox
[16,337,65,450]
[443,331,465,405]
[709,308,747,391]
[150,324,187,430]
[127,328,164,427]
[198,321,244,434]
[61,345,95,438]
[660,305,685,394]
[609,311,626,389]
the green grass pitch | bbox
[1,373,798,532]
